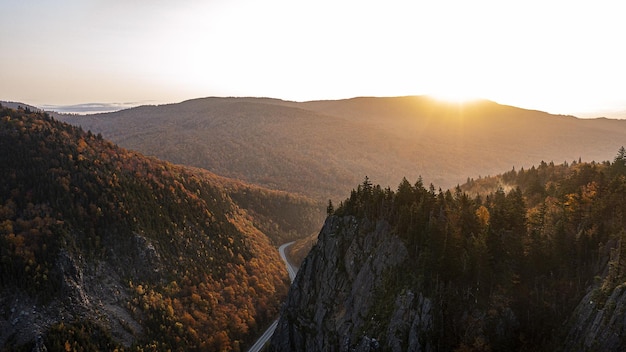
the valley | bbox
[3,98,626,351]
[247,241,298,352]
[0,105,321,350]
[5,1,625,350]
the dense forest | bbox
[329,151,626,350]
[0,105,322,351]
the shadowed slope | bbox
[0,105,321,350]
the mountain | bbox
[0,101,42,113]
[0,105,323,350]
[269,155,626,351]
[56,96,626,202]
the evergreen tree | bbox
[326,199,334,215]
[612,146,626,176]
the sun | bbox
[426,88,483,104]
[422,75,487,104]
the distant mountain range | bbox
[56,96,626,202]
[0,101,42,112]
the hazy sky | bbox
[2,0,625,117]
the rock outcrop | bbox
[561,283,626,351]
[269,215,434,351]
[0,242,146,349]
[268,214,535,351]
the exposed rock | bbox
[561,283,626,351]
[386,290,433,352]
[57,249,90,307]
[269,215,433,351]
[131,232,163,280]
[268,214,532,351]
[0,294,55,348]
[0,242,148,349]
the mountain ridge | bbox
[0,105,322,350]
[55,96,626,203]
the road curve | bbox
[247,241,298,352]
[279,241,298,282]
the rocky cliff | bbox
[561,283,626,351]
[269,215,434,352]
[269,162,626,351]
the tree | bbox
[616,146,626,163]
[326,200,334,215]
[612,146,626,176]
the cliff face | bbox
[269,215,434,352]
[270,215,626,352]
[269,164,626,351]
[562,283,626,351]
[0,246,146,348]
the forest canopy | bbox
[0,105,321,351]
[331,150,626,350]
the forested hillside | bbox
[57,96,626,202]
[0,105,322,351]
[270,151,626,351]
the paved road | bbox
[247,241,297,352]
[279,241,298,282]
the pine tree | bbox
[612,146,626,176]
[326,199,334,215]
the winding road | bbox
[246,241,297,352]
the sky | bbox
[1,0,625,118]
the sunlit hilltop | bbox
[3,0,626,350]
[2,1,626,118]
[57,95,626,202]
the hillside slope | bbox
[57,96,626,202]
[0,105,322,350]
[270,155,626,351]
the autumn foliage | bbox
[0,105,320,350]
